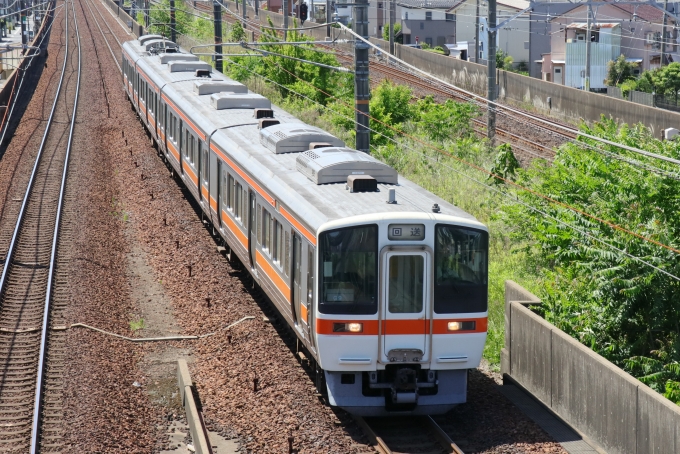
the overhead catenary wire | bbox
[221,55,680,282]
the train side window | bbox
[221,169,228,207]
[262,210,271,253]
[241,186,248,223]
[257,204,261,244]
[198,144,210,184]
[183,130,188,158]
[228,175,234,211]
[284,231,290,276]
[234,182,243,221]
[273,221,283,266]
[307,247,314,306]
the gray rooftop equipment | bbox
[260,123,345,154]
[168,61,212,73]
[210,93,272,110]
[296,147,398,185]
[160,53,199,64]
[143,39,178,52]
[194,81,248,95]
[138,34,164,45]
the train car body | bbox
[122,37,489,416]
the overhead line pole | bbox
[486,0,496,140]
[169,0,176,42]
[214,0,223,73]
[475,0,479,62]
[354,0,370,153]
[585,3,591,91]
[389,0,394,56]
[284,0,288,34]
[661,0,668,67]
[326,0,330,37]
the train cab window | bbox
[434,225,488,313]
[388,255,424,313]
[319,225,378,315]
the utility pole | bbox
[169,0,176,42]
[585,3,591,91]
[283,0,288,34]
[354,0,370,152]
[486,0,496,140]
[242,0,246,26]
[474,0,479,62]
[389,0,394,56]
[661,0,668,67]
[145,0,149,28]
[326,0,331,38]
[20,0,25,46]
[255,0,258,18]
[214,0,222,73]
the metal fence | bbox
[630,90,655,107]
[502,280,680,454]
[654,93,680,113]
[606,85,623,99]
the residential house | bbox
[448,0,530,65]
[539,3,680,88]
[368,0,457,46]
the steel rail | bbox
[30,0,82,450]
[354,415,465,454]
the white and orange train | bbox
[122,36,489,415]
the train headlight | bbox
[447,321,476,332]
[333,322,364,333]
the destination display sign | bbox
[388,224,426,241]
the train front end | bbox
[315,214,488,416]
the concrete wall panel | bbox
[551,330,638,454]
[509,303,552,407]
[637,384,680,454]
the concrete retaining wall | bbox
[103,0,145,37]
[502,280,680,454]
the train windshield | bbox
[319,225,378,315]
[434,225,488,313]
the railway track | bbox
[0,0,81,450]
[355,415,464,454]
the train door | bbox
[291,233,304,335]
[199,141,208,205]
[380,249,431,363]
[305,245,315,347]
[217,159,227,228]
[248,191,256,269]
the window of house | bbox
[426,11,432,20]
[405,12,408,19]
[426,37,433,47]
[420,22,424,30]
[446,13,454,22]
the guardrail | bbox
[501,280,680,454]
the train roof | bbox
[122,39,484,235]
